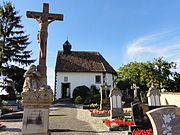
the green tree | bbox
[116,57,176,92]
[144,57,176,89]
[0,2,35,98]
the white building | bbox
[54,40,117,99]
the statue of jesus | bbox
[30,13,58,59]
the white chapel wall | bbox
[55,72,114,99]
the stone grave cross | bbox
[26,3,63,82]
[131,83,140,102]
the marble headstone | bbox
[147,85,161,106]
[109,87,123,118]
[146,107,180,135]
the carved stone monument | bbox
[146,107,180,135]
[26,3,63,86]
[21,3,63,135]
[109,87,123,119]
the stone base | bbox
[21,86,53,135]
[110,108,124,119]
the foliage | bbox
[74,96,83,104]
[0,2,35,97]
[116,57,177,92]
[72,85,90,102]
[2,100,8,106]
[1,107,13,114]
[90,85,99,95]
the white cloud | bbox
[125,31,180,71]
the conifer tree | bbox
[0,2,35,98]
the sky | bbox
[1,0,180,90]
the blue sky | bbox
[1,0,180,89]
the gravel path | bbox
[0,102,127,135]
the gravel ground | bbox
[0,102,128,135]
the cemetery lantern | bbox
[109,87,123,118]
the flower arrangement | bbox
[105,120,134,127]
[131,129,153,135]
[90,109,109,114]
[1,108,13,115]
[83,103,99,109]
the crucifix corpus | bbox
[26,3,63,85]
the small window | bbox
[64,77,68,82]
[95,75,101,84]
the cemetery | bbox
[0,1,180,135]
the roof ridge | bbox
[58,50,99,53]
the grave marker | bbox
[109,87,123,119]
[146,107,180,135]
[147,84,161,106]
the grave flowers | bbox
[105,120,134,127]
[83,103,99,109]
[90,109,110,117]
[104,119,134,131]
[131,129,153,135]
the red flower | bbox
[131,129,153,135]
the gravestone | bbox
[21,3,63,135]
[147,84,161,106]
[109,87,123,119]
[131,103,152,129]
[131,84,140,103]
[100,84,111,110]
[146,107,180,135]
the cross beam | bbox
[26,3,63,21]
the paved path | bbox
[0,101,123,135]
[49,102,98,135]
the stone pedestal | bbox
[21,86,53,135]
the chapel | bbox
[55,40,117,99]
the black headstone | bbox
[131,103,151,128]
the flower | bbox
[131,129,153,135]
[105,120,134,127]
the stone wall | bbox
[160,93,180,107]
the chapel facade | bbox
[54,40,117,99]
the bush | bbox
[90,85,99,95]
[74,96,83,104]
[73,85,90,102]
[1,108,13,115]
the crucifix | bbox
[26,3,63,85]
[131,83,140,102]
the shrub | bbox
[1,108,13,115]
[90,85,99,95]
[73,85,90,102]
[74,96,83,104]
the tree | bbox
[117,61,148,92]
[0,2,35,98]
[144,57,176,89]
[116,57,177,92]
